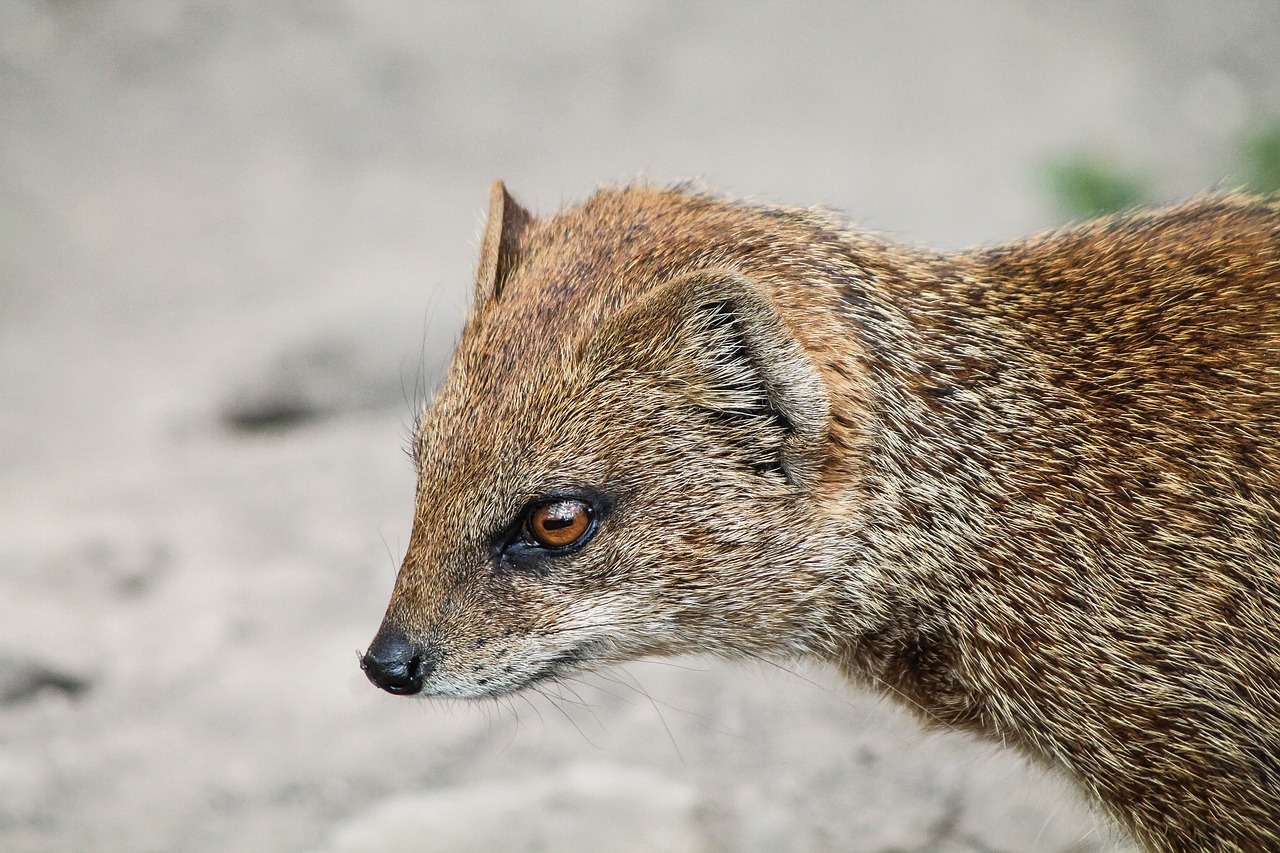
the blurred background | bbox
[2,2,1278,851]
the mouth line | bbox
[411,638,612,700]
[472,642,600,698]
[525,646,591,685]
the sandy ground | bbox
[2,2,1278,851]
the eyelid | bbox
[497,492,607,565]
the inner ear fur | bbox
[474,180,533,306]
[587,269,829,489]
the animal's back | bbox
[933,197,1280,850]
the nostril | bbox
[361,627,432,696]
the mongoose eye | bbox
[523,499,594,550]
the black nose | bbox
[361,627,432,695]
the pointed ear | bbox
[586,269,829,489]
[474,180,533,306]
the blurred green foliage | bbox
[1041,156,1151,221]
[1043,122,1280,220]
[1240,123,1280,195]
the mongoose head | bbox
[362,182,867,698]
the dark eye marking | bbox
[496,493,605,569]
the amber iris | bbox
[526,499,592,549]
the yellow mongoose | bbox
[362,182,1280,852]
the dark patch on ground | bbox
[219,334,420,435]
[0,656,91,705]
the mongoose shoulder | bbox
[362,182,1280,853]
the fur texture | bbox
[364,183,1280,852]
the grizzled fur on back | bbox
[365,182,1280,853]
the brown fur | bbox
[364,182,1280,852]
